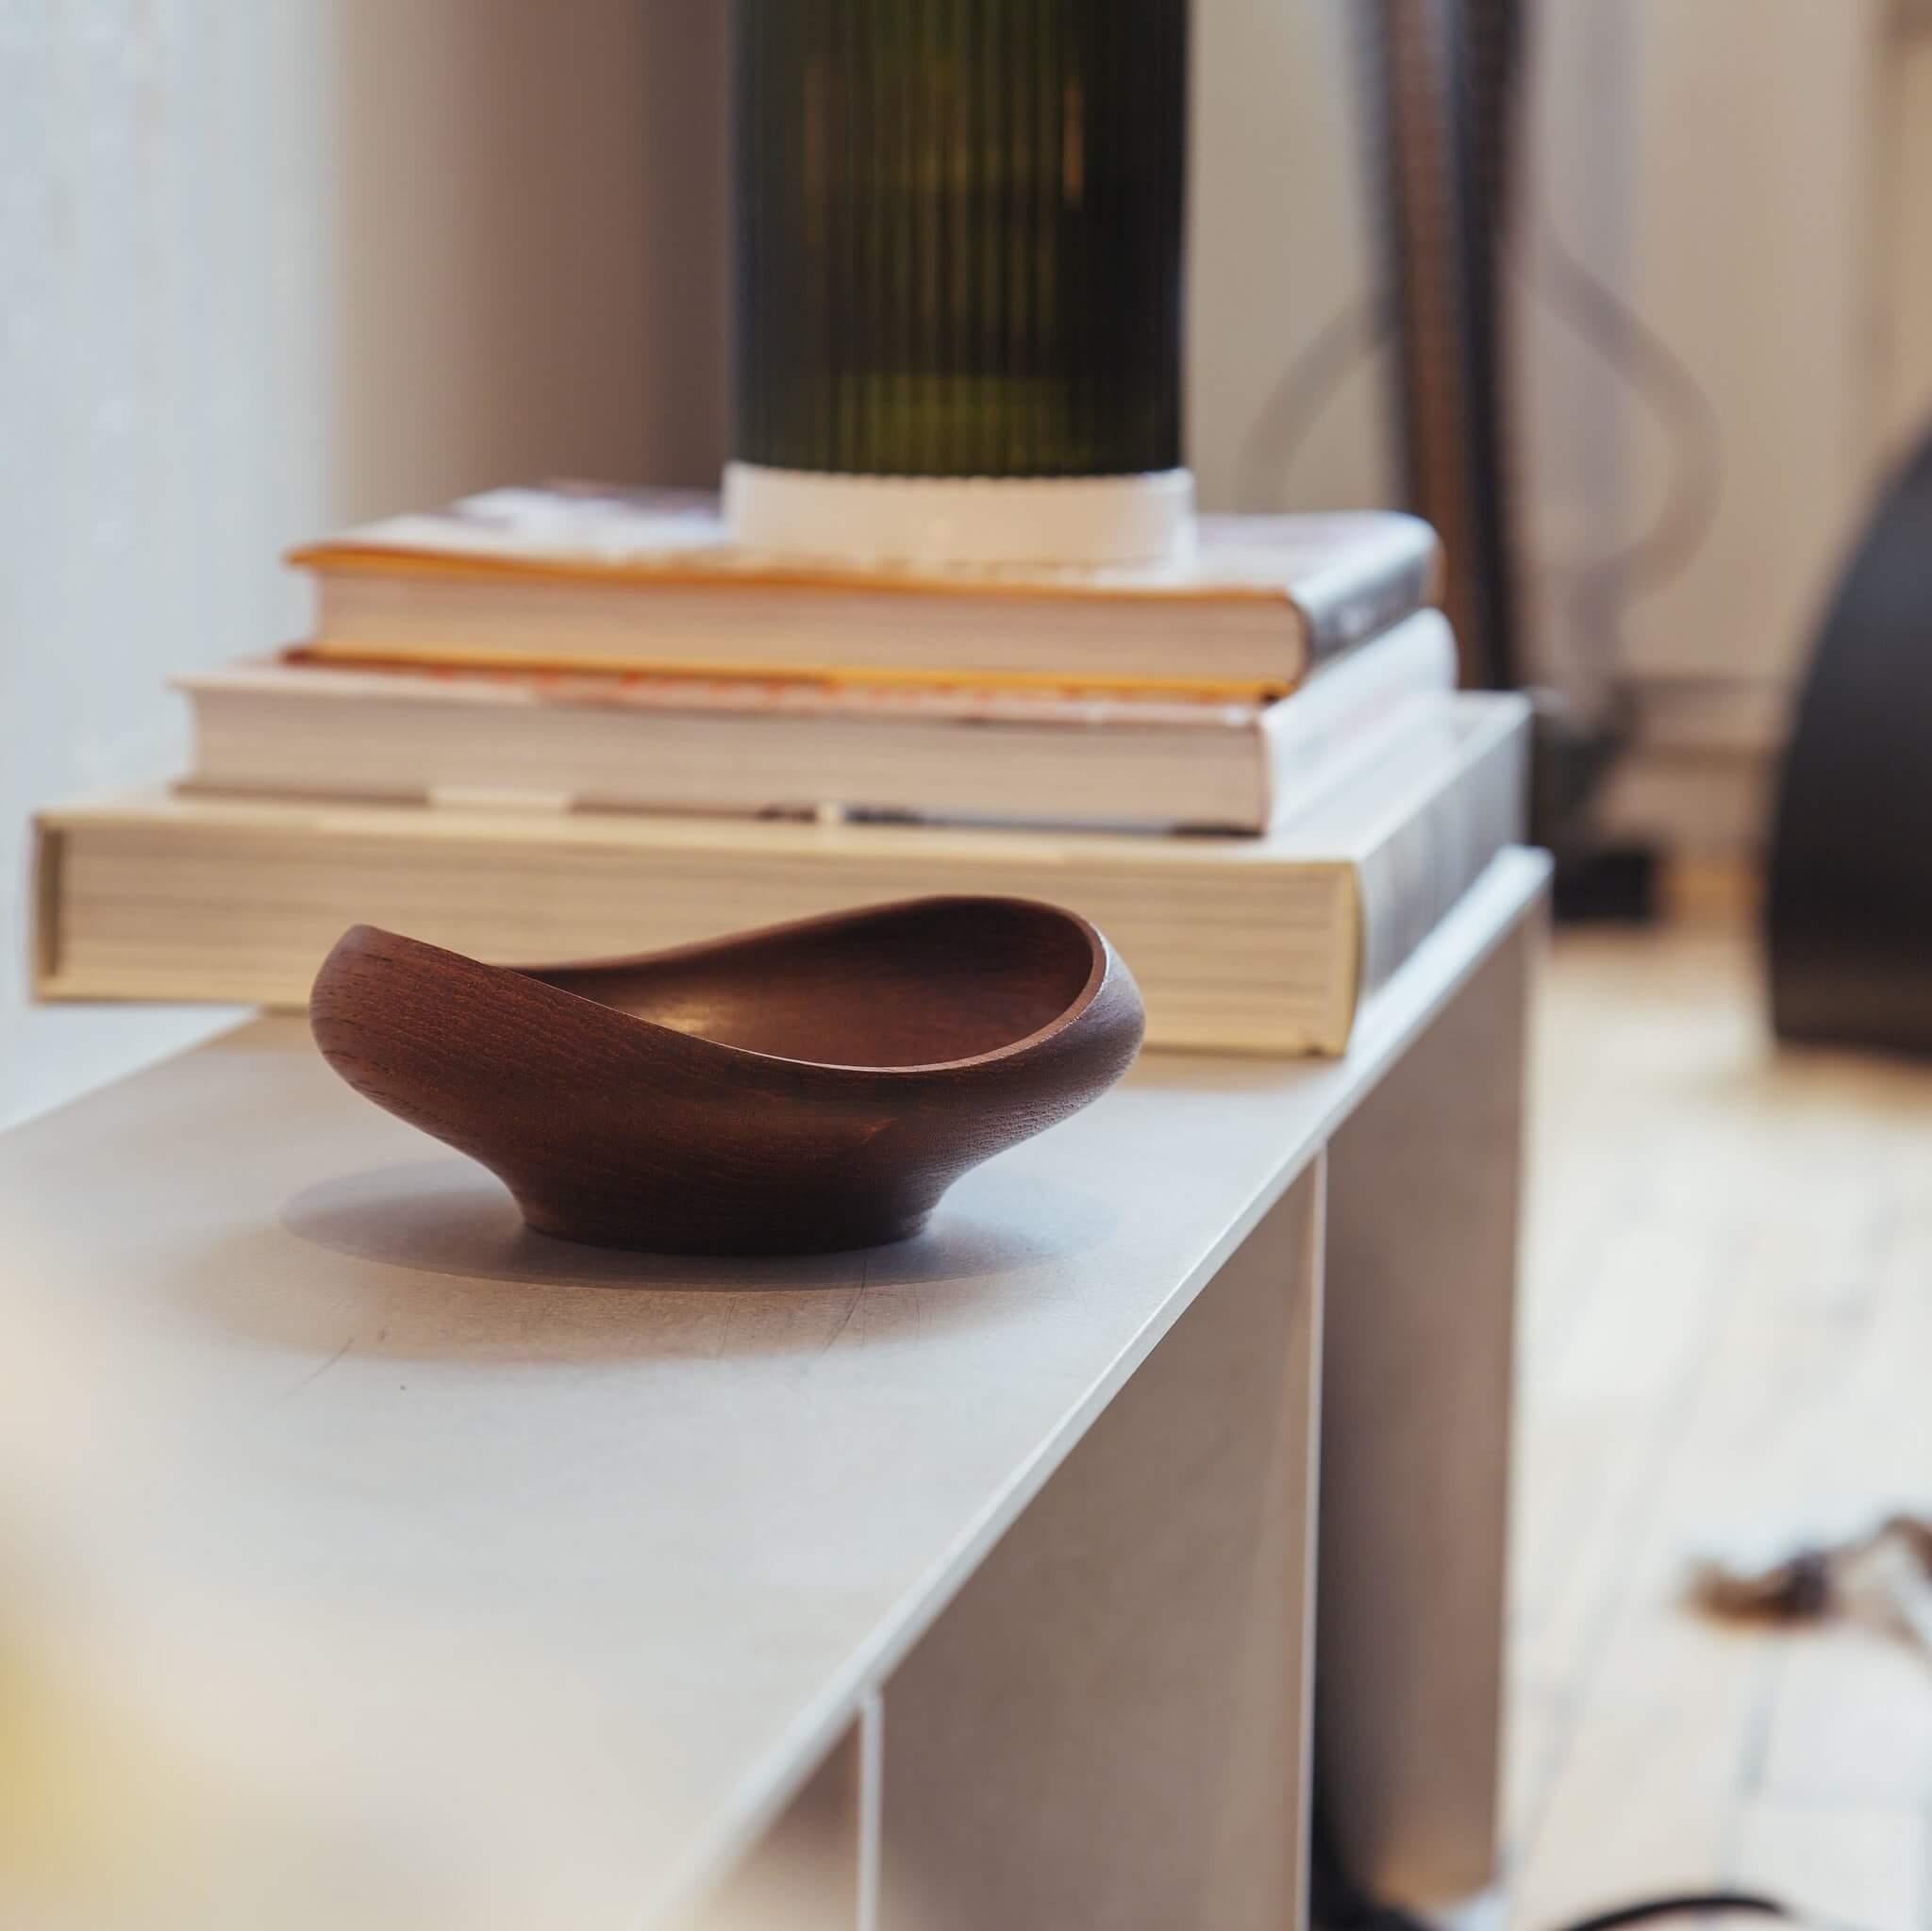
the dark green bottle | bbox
[735,0,1189,482]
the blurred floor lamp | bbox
[1355,0,1637,881]
[1354,0,1525,696]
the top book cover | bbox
[289,486,1445,699]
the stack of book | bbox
[33,485,1527,1053]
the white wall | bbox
[1610,0,1886,693]
[1877,21,1932,460]
[1187,0,1394,515]
[1,0,728,1127]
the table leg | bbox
[1315,911,1536,1906]
[876,1169,1326,1931]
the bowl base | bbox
[518,1206,934,1258]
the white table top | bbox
[0,848,1546,1929]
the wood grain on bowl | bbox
[308,896,1145,1255]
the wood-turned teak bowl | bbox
[308,896,1145,1255]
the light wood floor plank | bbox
[1509,924,1932,1928]
[1733,1802,1926,1931]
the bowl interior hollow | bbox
[524,899,1100,1068]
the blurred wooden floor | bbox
[1507,922,1932,1929]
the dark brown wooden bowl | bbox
[308,896,1145,1255]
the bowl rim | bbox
[324,894,1126,1080]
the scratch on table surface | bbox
[821,1256,871,1356]
[277,1336,354,1405]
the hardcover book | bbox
[287,485,1443,699]
[176,611,1457,834]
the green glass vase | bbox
[734,0,1189,483]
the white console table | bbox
[0,848,1546,1931]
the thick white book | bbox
[35,695,1529,1056]
[175,611,1458,834]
